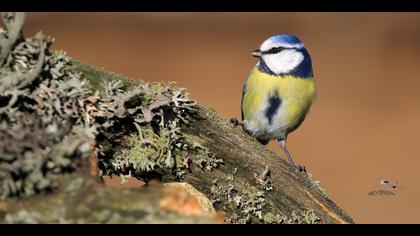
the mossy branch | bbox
[0,12,354,224]
[71,60,354,224]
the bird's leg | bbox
[279,139,296,167]
[278,139,306,173]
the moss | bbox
[67,59,141,95]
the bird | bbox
[240,34,316,170]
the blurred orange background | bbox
[22,13,420,224]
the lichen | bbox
[0,13,25,67]
[254,166,273,191]
[0,13,96,199]
[110,126,183,179]
[94,80,203,182]
[183,133,224,172]
[190,144,223,172]
[211,165,319,224]
[0,12,219,200]
[278,210,320,224]
[210,178,267,224]
[261,210,320,224]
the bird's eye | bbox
[268,47,283,54]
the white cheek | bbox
[263,50,304,74]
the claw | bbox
[230,117,242,127]
[297,165,307,173]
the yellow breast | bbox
[242,67,316,134]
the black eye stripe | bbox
[262,47,287,55]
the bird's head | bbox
[252,34,313,77]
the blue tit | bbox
[241,34,316,169]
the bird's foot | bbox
[229,117,243,127]
[230,118,267,145]
[296,164,307,174]
[277,155,306,173]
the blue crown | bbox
[269,34,303,45]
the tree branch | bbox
[73,60,355,224]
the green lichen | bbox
[95,80,201,182]
[262,210,320,224]
[111,126,183,179]
[280,210,320,224]
[0,12,220,200]
[211,166,275,223]
[212,165,311,224]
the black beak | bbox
[251,49,261,58]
